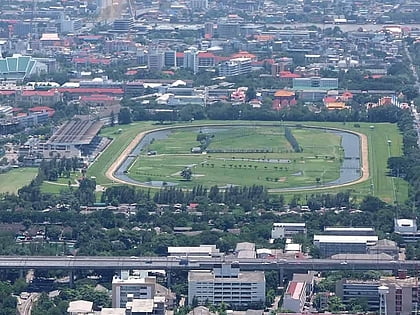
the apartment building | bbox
[188,264,265,307]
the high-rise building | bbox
[218,58,252,77]
[204,22,214,37]
[164,50,177,68]
[188,264,265,307]
[148,51,165,72]
[183,48,199,74]
[190,0,209,11]
[217,20,240,38]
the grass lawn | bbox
[79,120,407,203]
[128,126,343,189]
[0,168,38,194]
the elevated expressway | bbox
[0,256,415,272]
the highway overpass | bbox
[0,256,418,272]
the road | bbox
[0,256,418,272]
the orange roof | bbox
[254,34,275,42]
[274,90,295,97]
[326,102,346,109]
[231,51,257,60]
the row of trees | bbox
[284,127,302,152]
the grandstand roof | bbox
[0,55,38,80]
[47,118,103,145]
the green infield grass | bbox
[0,168,38,194]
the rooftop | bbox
[189,270,265,282]
[314,235,378,244]
[47,118,103,145]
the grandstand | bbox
[0,55,47,81]
[42,117,109,160]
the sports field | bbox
[127,126,344,189]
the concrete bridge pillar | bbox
[278,267,284,287]
[69,270,75,288]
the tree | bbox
[181,167,192,181]
[327,296,345,313]
[118,108,132,125]
[110,111,115,127]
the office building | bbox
[336,275,420,315]
[218,58,251,77]
[204,22,214,37]
[323,227,376,236]
[164,51,177,68]
[190,0,208,11]
[271,223,306,240]
[336,279,381,311]
[217,20,240,38]
[292,77,338,90]
[188,264,265,307]
[148,51,165,72]
[313,235,378,257]
[183,48,199,74]
[113,18,134,32]
[112,274,157,308]
[394,219,420,243]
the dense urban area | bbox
[0,0,420,314]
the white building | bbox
[188,264,265,307]
[394,219,420,243]
[218,58,252,77]
[282,272,315,313]
[67,300,93,315]
[314,235,378,258]
[271,223,306,240]
[112,274,157,308]
[168,245,220,258]
[282,281,306,312]
[184,48,199,74]
[190,0,208,11]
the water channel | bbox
[113,125,362,191]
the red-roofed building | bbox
[198,52,217,68]
[277,71,301,84]
[58,88,124,99]
[29,106,55,117]
[16,89,62,106]
[272,90,297,110]
[176,52,185,68]
[282,281,306,312]
[80,94,120,107]
[231,51,257,61]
